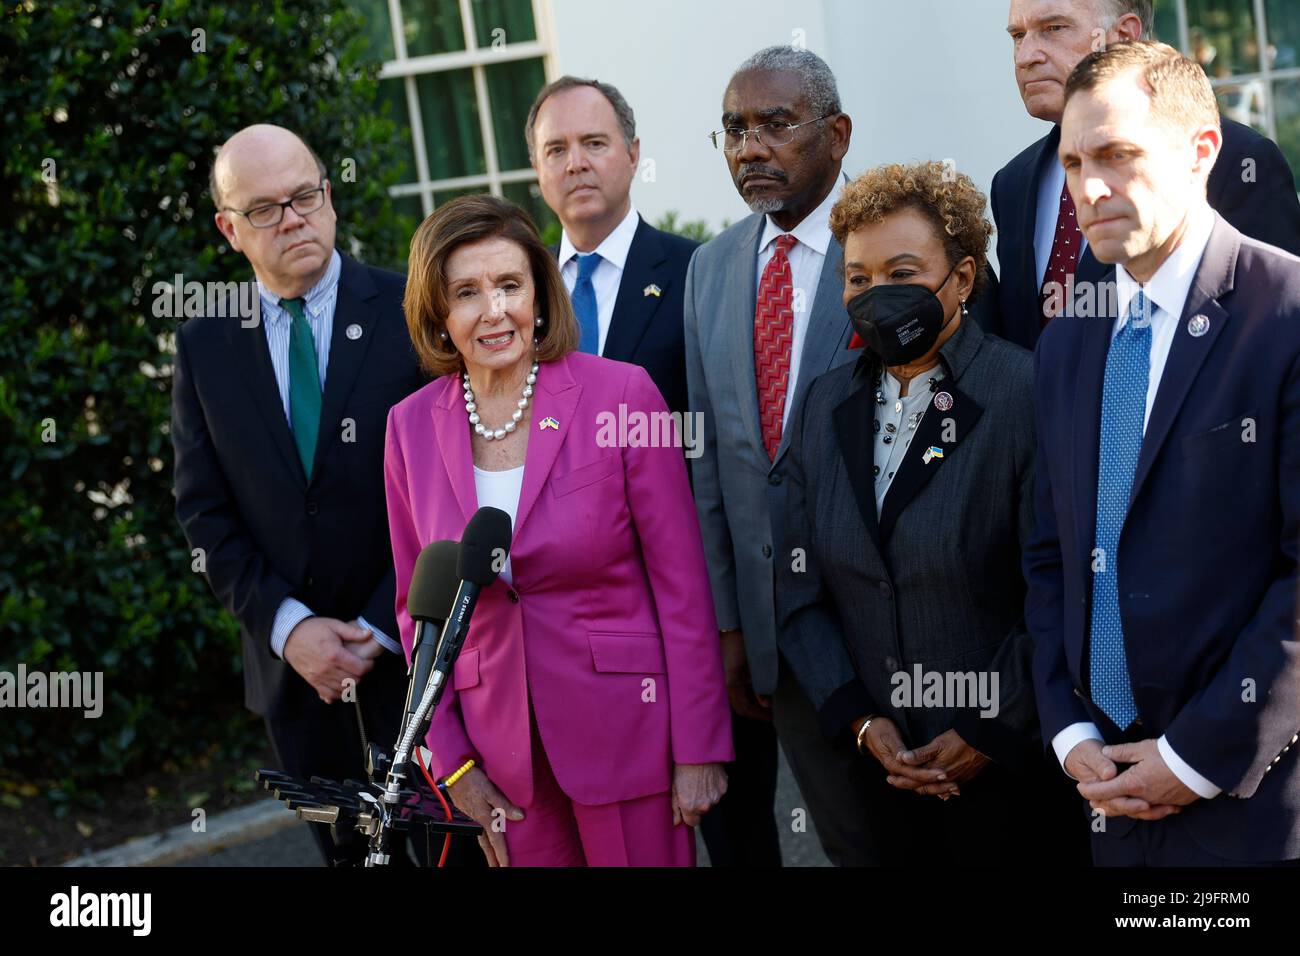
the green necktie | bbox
[281,296,320,479]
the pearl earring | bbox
[534,316,543,327]
[439,330,449,341]
[961,300,968,316]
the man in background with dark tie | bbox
[1026,42,1300,866]
[980,0,1300,349]
[526,76,696,415]
[171,124,425,865]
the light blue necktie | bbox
[1089,289,1151,730]
[573,252,601,354]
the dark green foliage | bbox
[0,0,416,799]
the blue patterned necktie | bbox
[573,252,602,354]
[1089,289,1151,729]
[280,296,321,480]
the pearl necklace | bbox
[464,362,538,441]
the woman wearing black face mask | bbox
[775,161,1086,865]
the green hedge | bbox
[0,0,417,802]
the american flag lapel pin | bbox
[539,416,560,431]
[922,446,945,465]
[643,284,662,298]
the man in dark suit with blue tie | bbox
[983,0,1300,351]
[1026,41,1300,865]
[171,125,426,865]
[526,75,786,866]
[526,76,696,416]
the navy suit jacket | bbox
[554,215,697,414]
[171,254,426,719]
[980,118,1300,350]
[1024,216,1300,861]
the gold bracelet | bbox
[855,716,877,755]
[443,758,476,787]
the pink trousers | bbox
[499,707,696,867]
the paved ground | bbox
[177,750,830,867]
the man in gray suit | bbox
[684,46,871,865]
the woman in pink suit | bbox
[384,195,733,867]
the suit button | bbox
[768,473,783,486]
[877,581,891,597]
[508,590,519,604]
[885,657,898,672]
[762,544,772,558]
[306,576,315,588]
[306,500,318,515]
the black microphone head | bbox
[458,507,512,586]
[408,540,460,622]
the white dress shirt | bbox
[1051,202,1221,799]
[558,204,641,356]
[472,465,524,586]
[755,180,844,429]
[258,250,400,659]
[1034,158,1090,289]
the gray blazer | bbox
[775,318,1041,768]
[684,208,855,696]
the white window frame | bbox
[1167,0,1300,142]
[379,0,555,215]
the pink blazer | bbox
[384,351,733,808]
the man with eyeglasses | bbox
[685,46,877,865]
[171,124,425,865]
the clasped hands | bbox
[1065,738,1199,820]
[857,716,989,800]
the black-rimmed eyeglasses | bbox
[223,182,327,228]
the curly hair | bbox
[829,161,993,304]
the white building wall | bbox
[548,0,1053,267]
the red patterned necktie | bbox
[1039,179,1084,326]
[755,233,797,460]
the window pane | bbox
[1215,80,1269,133]
[1153,1,1180,45]
[502,180,558,241]
[402,0,467,57]
[433,186,483,207]
[1266,0,1300,69]
[1274,78,1300,185]
[416,69,487,179]
[356,0,396,61]
[471,0,537,48]
[485,57,547,170]
[378,79,416,182]
[1186,0,1260,77]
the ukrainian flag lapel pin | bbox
[922,446,945,465]
[539,416,560,431]
[643,283,662,298]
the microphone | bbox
[382,507,511,806]
[433,506,513,676]
[399,540,460,745]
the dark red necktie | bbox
[755,234,797,460]
[1039,180,1084,326]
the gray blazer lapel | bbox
[727,214,769,462]
[775,234,852,465]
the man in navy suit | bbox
[526,76,696,416]
[981,0,1300,350]
[1025,41,1300,865]
[172,125,426,865]
[526,75,785,866]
